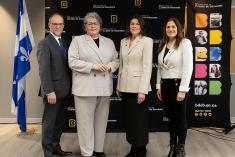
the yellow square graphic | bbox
[210,30,222,45]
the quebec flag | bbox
[12,0,35,132]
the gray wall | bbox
[231,76,235,120]
[229,0,235,121]
[0,0,44,122]
[0,0,234,123]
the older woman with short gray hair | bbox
[83,12,103,29]
[68,12,119,157]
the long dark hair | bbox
[125,14,146,38]
[158,17,184,52]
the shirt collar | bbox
[50,32,61,40]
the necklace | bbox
[166,40,175,49]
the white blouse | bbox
[156,38,193,92]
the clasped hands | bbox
[92,64,111,72]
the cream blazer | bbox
[117,36,153,94]
[68,34,119,96]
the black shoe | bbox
[124,152,136,157]
[167,141,177,157]
[175,144,186,157]
[125,146,137,157]
[136,151,146,157]
[92,151,106,157]
[53,149,73,156]
[135,146,146,157]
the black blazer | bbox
[37,33,71,98]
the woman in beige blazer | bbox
[116,15,153,157]
[68,12,119,157]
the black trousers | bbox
[41,96,68,157]
[161,79,188,144]
[121,93,149,147]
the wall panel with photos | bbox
[187,0,232,128]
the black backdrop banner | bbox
[44,0,231,132]
[186,0,232,128]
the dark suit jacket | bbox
[37,33,71,98]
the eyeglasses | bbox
[86,22,100,26]
[50,23,64,27]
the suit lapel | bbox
[85,34,104,63]
[48,33,60,49]
[160,46,168,67]
[48,34,67,64]
[161,44,175,68]
[98,36,106,62]
[164,40,176,61]
[122,38,129,56]
[164,47,175,61]
[128,36,141,54]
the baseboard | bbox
[231,117,235,123]
[1,117,235,125]
[0,118,42,123]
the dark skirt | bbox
[121,92,149,146]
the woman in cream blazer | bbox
[68,12,119,157]
[116,15,153,157]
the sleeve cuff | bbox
[46,91,55,96]
[138,89,148,95]
[87,63,93,73]
[156,84,161,89]
[108,63,115,73]
[179,86,189,92]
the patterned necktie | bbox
[58,38,67,62]
[58,38,65,49]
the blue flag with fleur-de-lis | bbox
[12,0,35,132]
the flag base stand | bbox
[17,126,35,135]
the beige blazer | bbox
[117,36,153,94]
[68,34,119,96]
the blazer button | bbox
[175,83,178,86]
[94,74,96,77]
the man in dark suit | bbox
[37,13,72,157]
